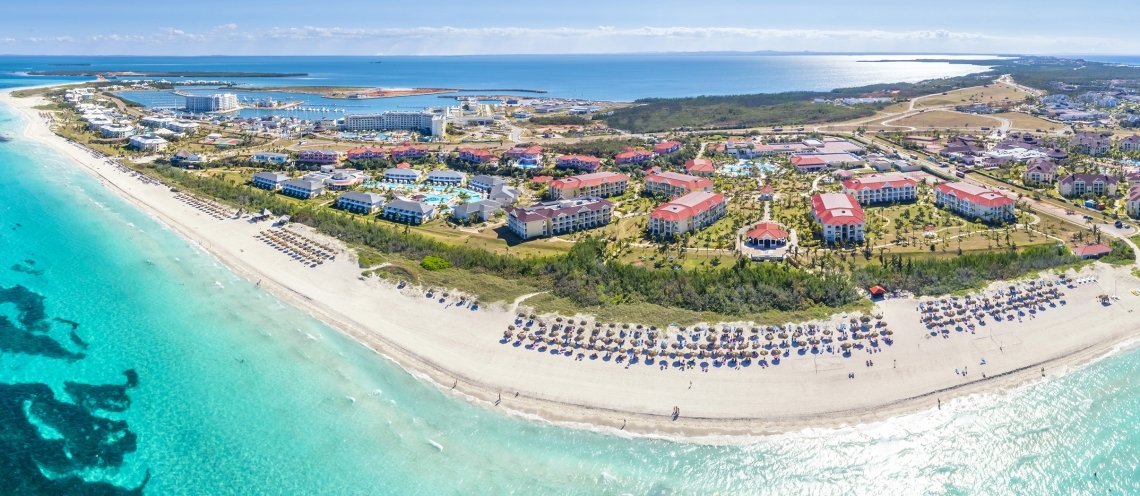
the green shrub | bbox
[420,256,451,271]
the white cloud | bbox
[7,25,1140,55]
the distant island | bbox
[28,71,307,77]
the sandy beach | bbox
[6,88,1140,439]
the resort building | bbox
[252,172,290,190]
[841,173,918,204]
[128,134,166,152]
[647,191,728,237]
[391,144,430,160]
[346,147,388,161]
[341,111,446,137]
[336,192,385,214]
[1022,158,1058,185]
[934,182,1015,223]
[1057,174,1119,198]
[102,125,135,138]
[1071,131,1110,156]
[470,175,506,192]
[185,93,238,113]
[654,141,682,155]
[547,172,629,200]
[426,170,466,186]
[252,152,290,164]
[684,158,715,176]
[1121,134,1140,152]
[556,155,602,172]
[451,200,502,223]
[281,179,326,199]
[614,147,654,165]
[1127,185,1140,218]
[383,168,421,184]
[302,169,369,190]
[745,222,789,248]
[506,196,614,240]
[792,155,828,173]
[298,149,342,165]
[504,145,544,166]
[383,199,436,224]
[811,193,865,243]
[643,171,714,197]
[166,120,199,133]
[1074,243,1113,259]
[458,148,498,164]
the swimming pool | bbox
[722,161,776,176]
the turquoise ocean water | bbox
[2,61,1140,493]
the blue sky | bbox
[4,0,1140,55]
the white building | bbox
[342,111,446,137]
[185,93,239,112]
[128,135,167,152]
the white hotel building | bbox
[342,111,446,137]
[185,93,239,112]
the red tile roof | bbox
[396,162,412,169]
[684,158,715,174]
[792,156,827,166]
[614,147,653,163]
[654,141,682,154]
[1073,243,1112,257]
[532,175,553,184]
[811,193,865,225]
[645,171,713,190]
[842,173,917,191]
[746,222,788,240]
[935,182,1014,207]
[549,172,628,190]
[649,191,726,222]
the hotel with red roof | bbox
[614,147,654,165]
[647,191,728,237]
[684,158,715,176]
[506,196,614,240]
[934,182,1015,222]
[841,173,917,204]
[504,145,544,166]
[457,147,497,164]
[654,141,682,155]
[547,172,629,200]
[391,144,429,160]
[644,171,713,197]
[811,193,865,242]
[346,147,388,161]
[555,154,602,172]
[792,155,828,173]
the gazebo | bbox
[746,222,789,248]
[869,286,887,298]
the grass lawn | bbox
[1003,112,1063,132]
[891,111,1003,129]
[912,83,1028,109]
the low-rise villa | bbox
[383,168,422,184]
[451,200,502,222]
[1023,158,1058,185]
[383,199,436,224]
[643,171,714,197]
[458,147,498,163]
[426,170,467,186]
[346,147,388,161]
[684,158,715,176]
[252,172,290,190]
[556,155,602,172]
[281,179,326,199]
[614,147,654,165]
[128,134,167,152]
[336,192,385,213]
[654,141,682,155]
[252,151,290,164]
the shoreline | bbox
[6,86,1140,440]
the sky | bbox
[4,0,1140,56]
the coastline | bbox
[6,87,1140,440]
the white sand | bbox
[7,88,1140,438]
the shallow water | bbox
[2,67,1140,494]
